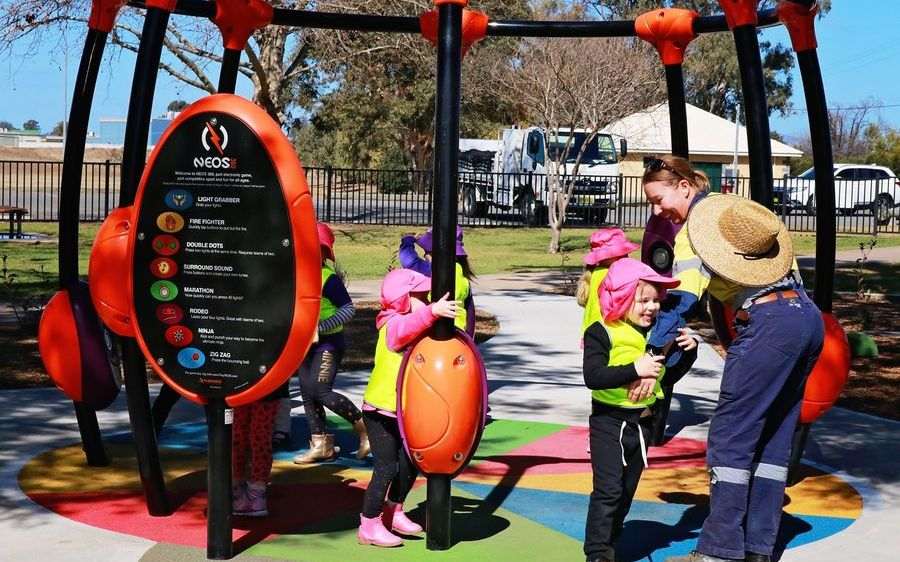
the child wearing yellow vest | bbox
[357,268,458,547]
[582,258,697,562]
[576,228,640,336]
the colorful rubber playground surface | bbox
[19,416,863,561]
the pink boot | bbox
[382,500,423,534]
[357,514,403,547]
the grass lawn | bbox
[3,222,899,297]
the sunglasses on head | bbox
[645,158,689,181]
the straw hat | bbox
[686,194,793,287]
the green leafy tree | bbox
[0,120,15,130]
[584,0,830,121]
[22,119,39,131]
[865,124,900,174]
[50,121,65,136]
[167,100,188,112]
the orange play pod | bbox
[88,205,135,336]
[397,332,487,476]
[800,313,851,423]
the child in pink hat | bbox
[576,228,640,336]
[581,258,698,562]
[357,269,457,547]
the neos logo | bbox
[194,118,237,169]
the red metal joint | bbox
[88,0,126,32]
[214,0,274,51]
[717,0,758,29]
[777,1,818,52]
[635,9,699,66]
[420,8,488,58]
[145,0,178,12]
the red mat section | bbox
[27,482,368,549]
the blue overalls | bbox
[697,289,824,559]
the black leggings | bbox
[360,411,419,518]
[298,346,361,435]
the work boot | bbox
[665,553,742,562]
[293,434,340,464]
[745,554,771,562]
[231,482,250,515]
[239,481,268,517]
[382,500,423,534]
[353,419,371,460]
[357,514,403,547]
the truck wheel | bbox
[518,194,541,226]
[873,194,894,226]
[460,187,486,218]
[588,208,608,226]
[805,195,816,216]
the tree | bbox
[22,119,39,131]
[500,3,664,253]
[50,120,65,136]
[584,0,831,121]
[300,0,530,172]
[865,124,900,174]
[167,100,188,112]
[0,120,15,130]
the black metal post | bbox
[796,49,835,312]
[117,6,173,516]
[731,25,774,208]
[787,422,811,486]
[207,398,233,559]
[59,28,111,466]
[122,338,170,515]
[218,48,241,94]
[664,64,689,159]
[426,1,463,552]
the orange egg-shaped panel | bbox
[398,334,486,476]
[89,206,135,336]
[38,290,83,402]
[800,313,851,423]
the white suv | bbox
[775,164,899,224]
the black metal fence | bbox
[1,160,898,235]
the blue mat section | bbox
[454,482,856,562]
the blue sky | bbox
[1,1,898,144]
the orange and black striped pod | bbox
[397,331,488,477]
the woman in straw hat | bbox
[642,156,825,562]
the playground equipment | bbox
[38,0,850,558]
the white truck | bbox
[458,127,627,225]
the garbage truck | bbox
[458,127,627,225]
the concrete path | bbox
[1,281,898,561]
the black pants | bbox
[584,405,651,561]
[298,346,361,435]
[360,410,419,518]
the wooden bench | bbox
[0,206,28,239]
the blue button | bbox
[177,347,205,369]
[165,189,194,211]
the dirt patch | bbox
[0,303,500,390]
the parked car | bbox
[774,164,900,224]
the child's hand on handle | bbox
[431,292,459,319]
[628,378,656,403]
[676,328,698,351]
[634,353,665,379]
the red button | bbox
[152,234,180,256]
[156,304,184,325]
[164,325,193,347]
[150,257,178,279]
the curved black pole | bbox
[731,25,774,207]
[664,64,689,159]
[796,49,835,312]
[60,28,111,467]
[118,6,173,516]
[218,48,241,94]
[426,1,463,552]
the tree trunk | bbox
[548,222,562,253]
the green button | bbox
[151,280,179,302]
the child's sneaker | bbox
[232,482,250,515]
[242,482,268,517]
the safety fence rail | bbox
[0,160,897,235]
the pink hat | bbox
[583,228,640,266]
[599,258,680,323]
[317,222,335,261]
[380,268,432,314]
